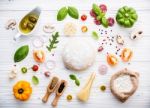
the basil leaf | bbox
[14,45,29,62]
[101,17,108,28]
[57,7,68,21]
[68,6,79,19]
[92,31,99,40]
[75,79,80,86]
[92,3,102,15]
[32,76,39,85]
[69,74,76,80]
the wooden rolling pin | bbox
[42,76,59,103]
[51,80,67,107]
[77,72,96,102]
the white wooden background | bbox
[0,0,150,108]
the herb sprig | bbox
[46,32,59,52]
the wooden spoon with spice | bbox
[51,80,67,107]
[42,76,59,103]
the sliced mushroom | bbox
[130,29,143,40]
[5,19,16,30]
[43,23,55,33]
[116,35,124,45]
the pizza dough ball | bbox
[62,38,96,71]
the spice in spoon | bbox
[58,82,65,93]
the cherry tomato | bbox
[81,14,87,21]
[32,65,39,71]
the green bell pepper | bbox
[116,6,138,28]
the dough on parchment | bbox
[62,38,96,71]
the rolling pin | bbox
[77,72,96,102]
[42,76,59,103]
[51,80,67,107]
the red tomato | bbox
[81,14,87,21]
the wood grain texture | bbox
[0,0,150,108]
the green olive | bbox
[27,23,34,30]
[29,15,37,23]
[21,21,28,29]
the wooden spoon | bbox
[42,76,59,103]
[51,80,67,107]
[77,72,96,102]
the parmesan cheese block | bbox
[62,38,96,71]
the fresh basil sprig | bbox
[92,3,109,28]
[57,6,79,21]
[68,6,79,19]
[92,3,102,15]
[57,7,68,21]
[92,31,99,40]
[14,45,29,62]
[32,75,39,85]
[69,74,80,86]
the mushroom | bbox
[43,23,55,33]
[130,29,143,40]
[5,19,16,30]
[116,35,124,45]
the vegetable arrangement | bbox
[116,6,138,27]
[10,2,140,105]
[57,6,79,21]
[14,45,29,62]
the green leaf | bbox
[101,17,108,28]
[57,7,68,21]
[14,45,29,62]
[75,79,80,86]
[69,74,76,80]
[92,3,102,15]
[68,6,79,19]
[92,31,99,40]
[32,76,39,85]
[46,32,59,52]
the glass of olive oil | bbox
[14,7,41,40]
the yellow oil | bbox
[19,13,38,34]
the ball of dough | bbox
[62,38,96,71]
